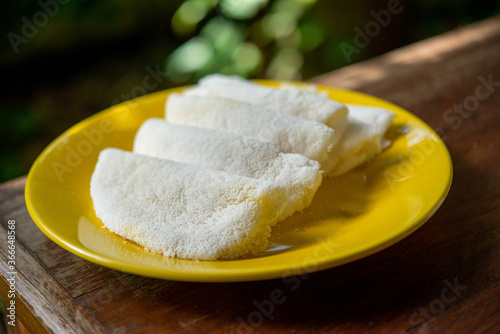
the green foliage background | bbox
[1,0,499,182]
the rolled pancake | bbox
[133,119,322,221]
[90,148,288,261]
[323,117,381,177]
[186,74,348,135]
[165,94,336,166]
[323,105,395,177]
[346,104,395,148]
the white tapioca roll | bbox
[133,119,322,221]
[165,93,337,167]
[323,104,396,177]
[189,74,348,134]
[90,148,288,261]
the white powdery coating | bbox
[133,119,323,221]
[189,74,349,136]
[165,94,336,166]
[324,105,395,177]
[90,148,288,261]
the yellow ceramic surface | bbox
[25,81,452,282]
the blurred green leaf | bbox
[219,0,268,20]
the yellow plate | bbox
[25,81,452,282]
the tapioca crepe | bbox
[323,105,396,177]
[347,103,395,149]
[166,93,337,166]
[90,148,288,261]
[90,74,396,261]
[182,74,395,176]
[188,73,349,132]
[133,119,322,221]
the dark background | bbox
[1,0,499,182]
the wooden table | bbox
[1,17,499,334]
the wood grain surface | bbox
[1,17,499,334]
